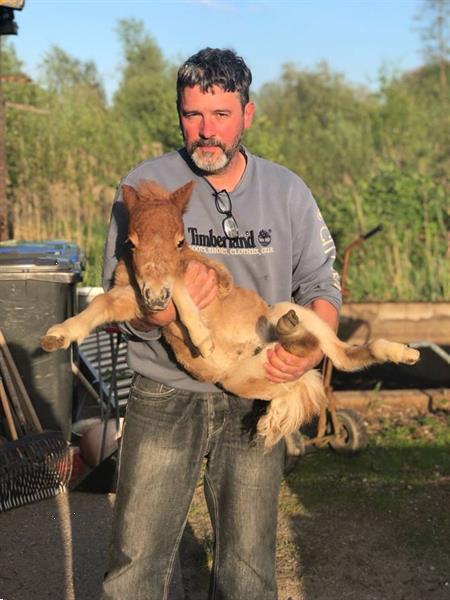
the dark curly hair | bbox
[176,47,252,109]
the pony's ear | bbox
[170,181,195,214]
[122,185,139,213]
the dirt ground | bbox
[0,407,449,600]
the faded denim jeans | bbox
[102,374,285,600]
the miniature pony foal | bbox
[41,181,420,447]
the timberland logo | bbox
[188,227,256,249]
[188,227,275,256]
[258,229,272,246]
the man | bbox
[102,48,341,600]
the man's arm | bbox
[309,298,339,331]
[264,182,341,383]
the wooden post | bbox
[0,37,8,241]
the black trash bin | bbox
[0,241,84,439]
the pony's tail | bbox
[257,370,324,449]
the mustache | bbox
[190,138,226,152]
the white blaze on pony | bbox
[41,181,420,448]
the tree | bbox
[415,0,450,87]
[374,62,449,187]
[113,19,181,152]
[0,41,40,239]
[255,62,378,201]
[39,45,106,102]
[0,39,22,75]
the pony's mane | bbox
[136,180,171,203]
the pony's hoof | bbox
[40,334,68,352]
[402,346,420,365]
[276,309,299,336]
[198,338,214,358]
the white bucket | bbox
[76,286,104,312]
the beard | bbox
[186,133,242,174]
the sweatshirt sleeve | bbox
[102,184,162,342]
[291,186,342,310]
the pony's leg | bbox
[181,248,233,299]
[41,286,138,351]
[268,302,420,370]
[171,280,214,358]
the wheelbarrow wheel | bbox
[329,408,368,454]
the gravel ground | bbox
[1,407,449,600]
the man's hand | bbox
[184,260,218,309]
[264,344,324,383]
[130,261,218,331]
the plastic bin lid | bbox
[0,241,84,282]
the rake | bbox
[0,329,72,511]
[0,431,72,511]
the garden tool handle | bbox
[0,328,43,433]
[0,376,18,440]
[362,224,383,240]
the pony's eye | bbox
[177,238,185,248]
[126,238,136,249]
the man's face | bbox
[179,84,254,174]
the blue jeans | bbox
[102,374,285,600]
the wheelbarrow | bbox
[285,225,383,469]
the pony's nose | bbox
[144,286,171,310]
[159,287,171,304]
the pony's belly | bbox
[165,327,287,402]
[206,338,280,401]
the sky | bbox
[9,0,425,101]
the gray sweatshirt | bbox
[103,147,342,392]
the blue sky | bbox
[11,1,424,100]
